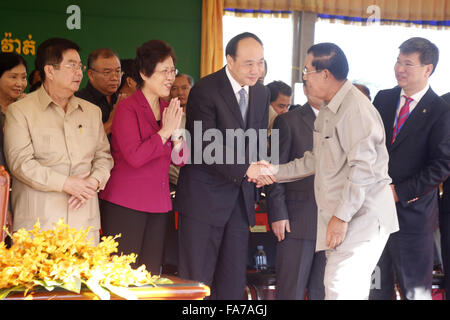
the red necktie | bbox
[392,95,413,144]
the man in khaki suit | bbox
[248,43,398,299]
[4,38,113,244]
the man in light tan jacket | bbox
[247,43,398,299]
[4,38,113,244]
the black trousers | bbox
[275,237,326,300]
[178,193,249,300]
[440,213,450,299]
[369,231,434,300]
[100,200,168,276]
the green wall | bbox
[1,0,202,89]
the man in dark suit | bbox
[175,32,270,300]
[440,92,450,299]
[369,38,450,300]
[266,83,325,299]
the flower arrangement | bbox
[0,219,171,300]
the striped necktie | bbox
[392,95,413,144]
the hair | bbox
[28,69,40,85]
[353,83,371,101]
[118,58,139,91]
[267,81,292,102]
[135,39,177,89]
[307,42,349,81]
[87,48,120,70]
[225,32,263,59]
[399,37,439,75]
[0,52,28,78]
[175,73,194,87]
[35,37,80,82]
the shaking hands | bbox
[246,160,278,187]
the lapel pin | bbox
[423,109,427,113]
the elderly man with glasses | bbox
[248,42,399,300]
[4,37,113,244]
[75,48,123,135]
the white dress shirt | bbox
[226,65,249,108]
[395,82,430,127]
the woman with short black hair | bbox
[99,40,184,275]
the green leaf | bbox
[32,279,56,291]
[153,277,173,285]
[0,286,27,300]
[59,275,81,294]
[82,278,110,300]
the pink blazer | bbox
[100,89,183,213]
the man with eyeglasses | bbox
[369,37,450,300]
[75,48,122,135]
[248,42,399,299]
[3,38,113,244]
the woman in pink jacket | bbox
[99,40,184,275]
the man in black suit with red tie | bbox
[369,38,450,300]
[175,32,270,299]
[440,92,450,299]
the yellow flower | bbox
[0,219,164,299]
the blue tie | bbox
[238,88,247,120]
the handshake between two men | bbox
[245,160,278,187]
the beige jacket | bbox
[275,81,398,251]
[4,86,113,243]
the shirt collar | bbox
[225,65,249,95]
[400,82,429,103]
[37,84,84,112]
[310,104,320,117]
[85,81,118,105]
[325,80,352,114]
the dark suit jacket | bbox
[174,67,270,227]
[441,92,450,214]
[266,104,317,240]
[374,87,450,233]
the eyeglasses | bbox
[171,85,191,91]
[395,61,425,69]
[52,62,86,72]
[302,67,321,78]
[91,68,124,78]
[155,68,178,77]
